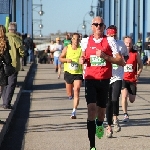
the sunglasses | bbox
[92,23,104,27]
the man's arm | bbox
[102,53,125,66]
[96,39,125,66]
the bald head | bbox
[92,16,104,24]
[91,16,105,37]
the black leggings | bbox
[106,80,122,125]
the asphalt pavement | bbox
[0,63,150,150]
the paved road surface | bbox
[0,64,150,150]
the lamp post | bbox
[33,19,43,29]
[32,1,44,38]
[77,23,83,33]
[33,30,43,37]
[82,11,93,35]
[82,20,91,35]
[32,4,44,16]
[89,0,105,18]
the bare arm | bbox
[59,46,72,63]
[96,50,125,66]
[96,38,126,66]
[104,53,125,66]
[50,47,56,53]
[82,51,85,57]
[137,52,143,76]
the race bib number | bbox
[90,55,106,66]
[112,64,118,69]
[69,63,79,71]
[124,64,133,72]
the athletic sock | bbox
[124,113,128,116]
[96,119,103,126]
[87,120,96,148]
[72,108,76,116]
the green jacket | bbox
[6,32,24,71]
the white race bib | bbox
[69,63,79,71]
[90,55,106,66]
[124,64,133,72]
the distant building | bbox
[96,0,150,46]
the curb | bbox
[0,63,34,146]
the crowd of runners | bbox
[44,16,143,150]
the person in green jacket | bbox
[2,22,24,109]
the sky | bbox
[33,0,98,36]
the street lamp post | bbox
[89,0,105,18]
[33,19,43,29]
[77,23,83,33]
[82,20,91,35]
[32,4,44,16]
[33,30,43,37]
[82,12,93,35]
[32,1,44,38]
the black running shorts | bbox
[122,80,137,95]
[85,79,110,108]
[64,71,83,84]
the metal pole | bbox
[138,0,140,39]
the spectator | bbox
[0,25,12,124]
[136,38,142,56]
[142,52,148,66]
[22,33,28,66]
[39,50,48,64]
[45,45,50,64]
[0,25,12,98]
[33,42,36,62]
[16,32,25,71]
[24,34,33,63]
[1,22,24,109]
[144,37,150,64]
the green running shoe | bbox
[96,124,104,139]
[90,148,96,150]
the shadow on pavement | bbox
[25,121,87,133]
[33,83,65,90]
[0,64,37,150]
[120,118,150,127]
[137,77,150,84]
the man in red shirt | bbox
[79,16,125,150]
[122,36,143,122]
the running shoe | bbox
[70,112,76,119]
[106,127,113,138]
[96,124,104,139]
[90,148,96,150]
[122,114,129,122]
[68,96,73,100]
[113,119,121,132]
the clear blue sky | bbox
[33,0,98,36]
